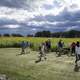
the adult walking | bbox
[35,42,47,63]
[57,39,64,56]
[45,39,51,52]
[74,41,80,71]
[20,41,26,54]
[70,42,76,56]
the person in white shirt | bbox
[35,42,47,63]
[75,41,80,66]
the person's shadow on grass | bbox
[74,65,80,72]
[35,60,41,63]
[16,53,25,56]
[16,51,30,56]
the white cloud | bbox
[0,0,80,23]
[4,24,20,28]
[0,7,35,22]
[32,28,37,31]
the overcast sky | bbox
[0,0,80,35]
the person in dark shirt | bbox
[45,39,51,52]
[70,42,76,56]
[20,41,26,54]
[58,39,64,48]
[57,39,64,56]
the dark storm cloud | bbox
[31,8,80,22]
[28,7,80,32]
[0,0,25,8]
[0,18,18,26]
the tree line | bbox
[0,30,80,38]
[35,30,80,38]
[0,34,23,37]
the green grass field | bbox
[0,37,80,44]
[0,37,80,50]
[0,37,80,80]
[0,48,80,80]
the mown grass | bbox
[0,48,80,80]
